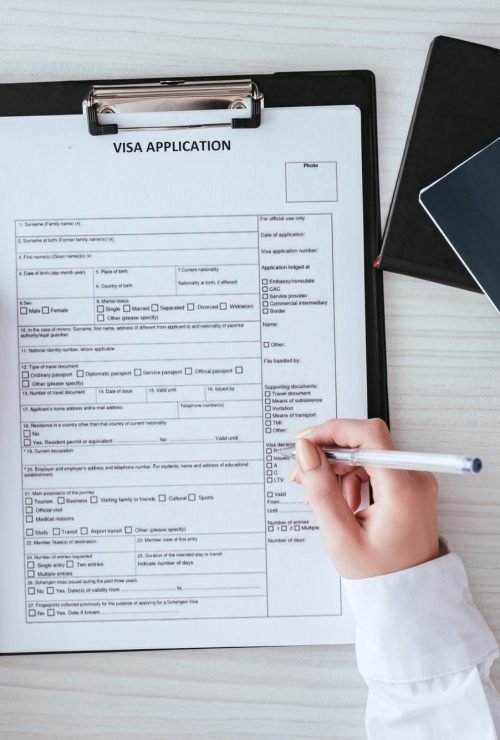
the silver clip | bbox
[83,79,263,135]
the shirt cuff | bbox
[342,547,499,683]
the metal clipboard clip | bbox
[83,79,263,136]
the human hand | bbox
[291,419,440,579]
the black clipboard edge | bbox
[358,74,389,425]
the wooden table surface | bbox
[0,2,499,737]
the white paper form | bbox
[0,106,366,652]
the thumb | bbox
[295,438,360,554]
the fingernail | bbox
[296,438,321,472]
[295,427,314,439]
[303,497,310,506]
[288,468,298,483]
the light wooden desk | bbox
[0,2,499,738]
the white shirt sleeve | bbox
[342,543,500,739]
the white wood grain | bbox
[0,1,499,737]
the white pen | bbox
[279,446,482,475]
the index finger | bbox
[298,418,395,451]
[297,418,412,498]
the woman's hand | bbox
[291,418,440,578]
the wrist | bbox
[342,545,498,682]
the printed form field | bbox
[16,214,340,624]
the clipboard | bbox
[0,70,388,653]
[0,71,388,421]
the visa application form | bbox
[0,106,366,652]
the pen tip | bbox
[472,457,482,474]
